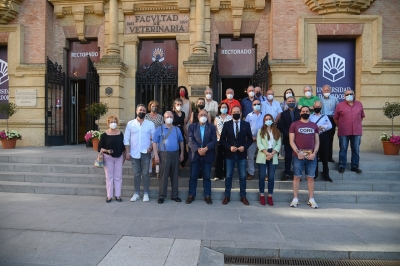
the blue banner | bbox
[0,46,8,119]
[316,40,355,102]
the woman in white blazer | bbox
[256,114,281,206]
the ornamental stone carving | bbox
[304,0,375,15]
[0,0,23,24]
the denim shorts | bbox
[293,156,317,177]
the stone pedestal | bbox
[183,54,213,97]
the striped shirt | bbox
[214,114,232,140]
[321,96,339,116]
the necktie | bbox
[235,121,239,138]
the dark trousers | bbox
[284,142,293,176]
[326,116,336,160]
[179,137,188,168]
[215,142,226,179]
[315,132,330,178]
[158,151,180,199]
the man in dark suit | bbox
[277,96,300,180]
[186,109,217,205]
[220,105,253,205]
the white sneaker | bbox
[308,199,318,209]
[143,194,150,202]
[130,193,140,202]
[290,198,299,208]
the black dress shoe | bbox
[314,175,318,180]
[158,198,164,204]
[324,176,333,182]
[205,196,212,205]
[222,196,230,205]
[186,195,195,204]
[351,167,362,174]
[338,167,345,173]
[114,197,122,202]
[106,198,112,203]
[240,197,249,205]
[171,197,182,202]
[329,159,336,163]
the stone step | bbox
[1,171,400,192]
[0,181,398,204]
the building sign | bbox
[125,14,189,34]
[316,40,355,102]
[15,89,37,106]
[138,39,178,68]
[218,38,255,76]
[0,46,8,119]
[68,41,100,78]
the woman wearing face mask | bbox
[190,98,212,124]
[213,102,232,181]
[145,100,163,177]
[172,98,188,170]
[280,88,297,111]
[177,86,191,126]
[98,116,126,203]
[256,114,281,206]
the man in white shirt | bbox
[261,89,282,122]
[124,104,155,202]
[204,87,218,122]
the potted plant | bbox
[85,102,109,131]
[84,130,104,151]
[381,102,400,155]
[0,102,22,149]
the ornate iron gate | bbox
[136,60,177,114]
[45,57,66,146]
[210,52,221,102]
[253,52,269,93]
[86,56,100,132]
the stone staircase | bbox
[0,149,399,204]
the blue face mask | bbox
[253,104,261,111]
[265,120,273,126]
[220,108,227,114]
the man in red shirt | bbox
[221,88,240,115]
[334,90,365,174]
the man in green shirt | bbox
[297,85,320,113]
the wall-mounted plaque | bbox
[15,89,37,106]
[125,14,189,34]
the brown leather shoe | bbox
[246,174,254,180]
[185,195,195,204]
[241,197,249,205]
[205,196,212,205]
[222,196,230,205]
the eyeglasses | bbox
[345,93,354,96]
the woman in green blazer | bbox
[256,114,281,206]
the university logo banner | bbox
[0,46,8,119]
[316,40,355,102]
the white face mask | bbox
[205,94,212,100]
[175,105,182,111]
[346,95,354,102]
[199,116,207,124]
[323,92,330,98]
[110,123,117,129]
[227,94,233,100]
[285,93,292,98]
[265,120,273,126]
[267,95,274,101]
[248,91,254,97]
[165,117,173,125]
[305,91,312,98]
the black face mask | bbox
[198,105,205,110]
[255,92,261,97]
[300,113,310,120]
[137,112,146,119]
[232,113,241,120]
[314,107,322,114]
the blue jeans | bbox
[339,135,361,169]
[189,157,212,197]
[293,156,317,177]
[131,153,151,194]
[225,154,247,197]
[258,161,276,194]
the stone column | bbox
[107,0,120,55]
[193,0,207,54]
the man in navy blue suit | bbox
[186,109,218,205]
[220,105,253,205]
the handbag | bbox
[94,153,104,168]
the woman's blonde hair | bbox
[106,115,119,125]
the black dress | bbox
[172,110,188,167]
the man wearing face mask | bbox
[204,87,218,122]
[241,85,257,118]
[277,96,300,181]
[298,85,319,113]
[124,104,156,202]
[186,109,217,205]
[334,90,365,174]
[255,86,266,102]
[222,88,240,115]
[289,106,320,209]
[310,101,332,182]
[191,98,212,124]
[320,84,339,163]
[261,89,282,122]
[220,106,254,205]
[152,111,184,204]
[245,99,264,180]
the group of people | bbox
[98,84,365,209]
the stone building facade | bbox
[0,0,399,150]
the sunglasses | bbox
[345,93,354,96]
[253,104,260,106]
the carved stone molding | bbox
[121,0,190,14]
[304,0,375,15]
[211,0,265,12]
[49,0,108,41]
[0,0,23,24]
